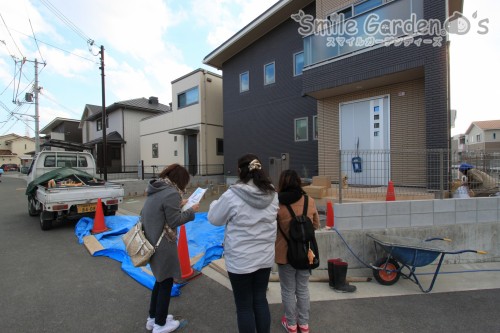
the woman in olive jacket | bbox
[141,164,199,333]
[275,169,320,333]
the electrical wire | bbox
[39,91,80,117]
[8,28,98,64]
[39,0,92,42]
[0,76,16,97]
[29,19,45,64]
[0,13,24,59]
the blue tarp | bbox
[75,213,225,296]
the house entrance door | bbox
[185,135,198,175]
[340,96,390,186]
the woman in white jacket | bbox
[208,153,279,333]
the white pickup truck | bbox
[24,151,124,230]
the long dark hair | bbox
[159,164,190,191]
[278,169,304,193]
[237,153,275,194]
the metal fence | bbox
[331,149,500,202]
[97,162,225,181]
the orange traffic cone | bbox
[326,200,334,229]
[386,180,396,201]
[91,198,109,234]
[177,225,194,279]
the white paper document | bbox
[182,187,207,211]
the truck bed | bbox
[36,182,124,206]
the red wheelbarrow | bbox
[367,233,487,293]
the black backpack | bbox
[278,195,320,271]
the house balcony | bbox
[303,0,425,68]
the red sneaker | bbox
[281,315,297,333]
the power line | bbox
[29,19,45,64]
[0,13,24,59]
[9,28,98,64]
[39,91,80,117]
[39,0,92,42]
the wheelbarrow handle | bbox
[425,237,452,242]
[444,249,488,255]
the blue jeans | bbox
[227,268,272,333]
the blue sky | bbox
[0,0,499,138]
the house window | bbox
[240,71,249,92]
[476,134,481,142]
[295,117,308,141]
[178,86,199,108]
[329,0,384,22]
[353,0,383,15]
[174,150,178,156]
[328,6,352,22]
[264,62,275,85]
[152,143,158,158]
[294,51,304,76]
[96,116,108,131]
[493,133,496,140]
[174,136,177,142]
[216,138,224,155]
[313,115,318,140]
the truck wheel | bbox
[39,211,54,231]
[28,198,40,216]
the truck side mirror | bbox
[20,166,29,174]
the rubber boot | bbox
[327,258,342,289]
[333,261,357,293]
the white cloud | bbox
[450,0,500,135]
[191,0,279,47]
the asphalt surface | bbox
[1,174,500,332]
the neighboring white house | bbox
[80,97,169,172]
[140,69,223,175]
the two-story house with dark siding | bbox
[204,0,318,181]
[205,0,462,190]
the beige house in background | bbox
[140,69,223,175]
[465,120,500,152]
[0,134,35,166]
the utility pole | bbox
[11,57,42,154]
[34,59,40,154]
[99,45,107,181]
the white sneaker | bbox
[146,315,174,330]
[152,319,180,333]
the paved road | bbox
[1,175,499,332]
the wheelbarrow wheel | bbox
[373,257,400,285]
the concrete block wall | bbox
[316,197,500,269]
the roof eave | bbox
[203,0,313,69]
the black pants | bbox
[149,278,174,326]
[228,268,272,333]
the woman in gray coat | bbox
[142,164,199,333]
